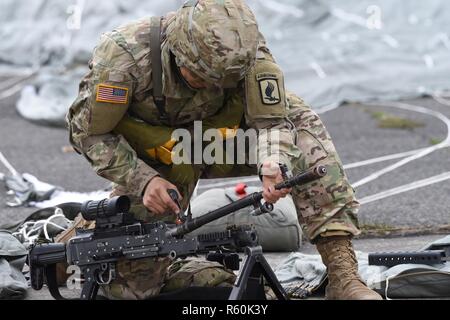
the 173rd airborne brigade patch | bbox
[257,73,281,105]
[96,84,129,104]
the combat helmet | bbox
[166,0,260,88]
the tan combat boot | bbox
[316,236,383,300]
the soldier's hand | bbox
[261,161,292,204]
[143,177,183,215]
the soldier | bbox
[67,0,382,300]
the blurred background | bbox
[2,0,450,124]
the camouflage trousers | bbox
[103,92,361,299]
[286,93,361,241]
[100,257,236,300]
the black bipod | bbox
[227,246,288,300]
[151,246,287,301]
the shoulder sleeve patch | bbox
[96,84,129,104]
[245,60,287,122]
[257,73,281,105]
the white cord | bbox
[432,90,450,107]
[359,171,450,204]
[0,68,38,101]
[343,147,429,170]
[13,208,72,245]
[0,151,20,176]
[42,211,70,240]
[384,274,395,300]
[352,102,450,188]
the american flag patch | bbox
[96,84,129,104]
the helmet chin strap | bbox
[171,51,210,91]
[178,68,200,91]
[175,50,240,90]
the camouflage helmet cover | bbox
[166,0,260,88]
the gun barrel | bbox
[166,193,261,237]
[166,165,327,238]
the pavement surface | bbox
[327,101,450,233]
[0,74,449,300]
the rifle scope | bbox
[81,196,130,221]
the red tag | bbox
[235,183,248,198]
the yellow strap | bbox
[146,139,177,166]
[217,125,239,140]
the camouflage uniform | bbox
[67,0,360,299]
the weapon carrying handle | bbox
[275,165,327,190]
[167,189,185,224]
[167,189,182,210]
[279,163,293,180]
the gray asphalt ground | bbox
[0,74,449,300]
[327,101,450,232]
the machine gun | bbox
[369,243,450,267]
[28,165,327,300]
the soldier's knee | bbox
[162,259,236,293]
[192,267,236,288]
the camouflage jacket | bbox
[67,15,301,196]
